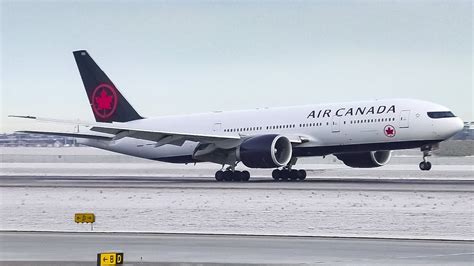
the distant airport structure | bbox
[451,122,474,140]
[0,132,77,147]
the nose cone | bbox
[453,117,465,133]
[438,117,464,139]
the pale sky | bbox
[1,0,472,133]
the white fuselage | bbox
[80,98,463,164]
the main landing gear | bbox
[272,158,307,181]
[419,145,432,171]
[272,168,307,181]
[215,170,250,182]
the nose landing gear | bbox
[419,161,432,171]
[419,146,432,171]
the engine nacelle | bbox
[335,150,392,168]
[237,134,292,168]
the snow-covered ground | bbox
[1,186,472,240]
[1,147,473,240]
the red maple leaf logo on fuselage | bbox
[384,125,396,137]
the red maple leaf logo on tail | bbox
[91,84,118,119]
[95,89,113,110]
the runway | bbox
[1,175,473,193]
[1,232,473,265]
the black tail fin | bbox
[73,50,142,123]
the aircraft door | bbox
[331,117,340,133]
[399,110,410,128]
[213,123,222,132]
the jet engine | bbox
[335,150,392,168]
[237,134,292,168]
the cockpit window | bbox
[427,111,455,119]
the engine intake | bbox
[238,134,292,168]
[335,150,391,168]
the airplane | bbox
[10,50,464,182]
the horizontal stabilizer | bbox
[18,130,113,141]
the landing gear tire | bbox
[297,170,307,180]
[215,170,224,181]
[242,171,250,182]
[215,170,251,182]
[272,169,281,181]
[419,161,432,171]
[231,171,240,182]
[290,170,298,181]
[273,169,307,181]
[223,171,233,181]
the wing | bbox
[9,115,308,146]
[9,115,241,147]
